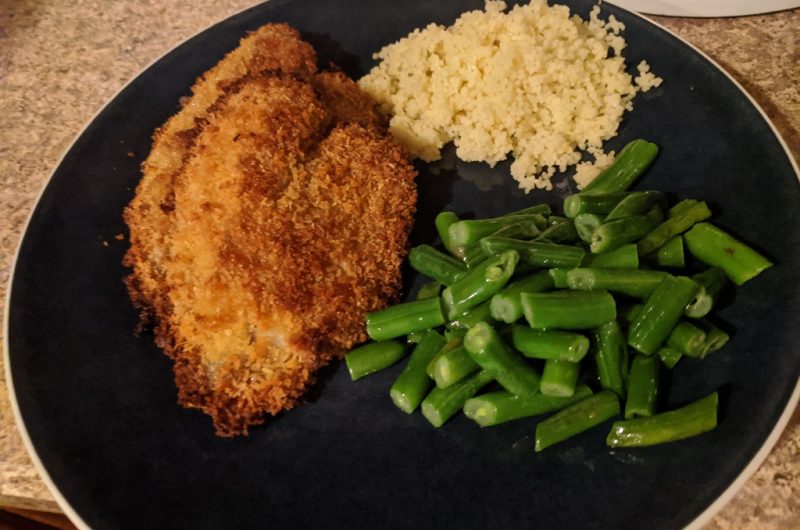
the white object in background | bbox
[607,0,800,17]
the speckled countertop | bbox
[0,1,798,527]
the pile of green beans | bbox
[345,139,773,454]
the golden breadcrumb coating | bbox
[123,24,417,436]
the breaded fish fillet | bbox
[123,24,416,436]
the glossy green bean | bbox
[442,250,518,320]
[624,354,660,419]
[421,370,494,427]
[638,201,712,256]
[511,325,590,362]
[534,390,621,452]
[366,297,446,341]
[581,244,639,269]
[684,222,773,285]
[566,268,670,298]
[593,320,628,397]
[480,237,585,269]
[345,340,407,381]
[627,276,699,355]
[464,322,540,397]
[408,244,467,285]
[463,385,593,427]
[580,139,659,194]
[489,270,554,323]
[522,290,617,330]
[590,206,663,254]
[540,360,580,397]
[389,330,446,413]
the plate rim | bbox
[606,0,800,18]
[3,1,799,529]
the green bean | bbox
[657,346,683,369]
[580,139,659,194]
[416,280,442,300]
[421,370,494,427]
[449,214,545,248]
[447,301,496,330]
[685,267,728,318]
[668,199,699,218]
[425,338,462,379]
[505,204,552,218]
[574,213,604,243]
[548,268,571,288]
[590,206,663,254]
[442,250,518,320]
[566,268,670,298]
[389,330,446,413]
[666,321,707,358]
[564,192,629,218]
[540,360,581,397]
[607,392,718,448]
[627,276,699,355]
[435,211,462,257]
[461,220,542,268]
[697,320,730,358]
[619,303,644,326]
[345,340,407,381]
[605,191,666,221]
[464,385,593,427]
[511,325,590,362]
[406,331,425,344]
[366,297,446,341]
[464,322,540,397]
[408,244,467,285]
[684,222,773,285]
[480,237,585,269]
[522,290,617,330]
[638,201,712,256]
[536,216,579,243]
[432,345,480,389]
[653,235,685,268]
[624,354,660,419]
[581,244,639,269]
[534,390,621,452]
[593,320,628,397]
[489,270,554,323]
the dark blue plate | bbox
[7,1,800,528]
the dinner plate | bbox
[6,1,800,529]
[608,0,800,17]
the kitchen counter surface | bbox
[1,1,798,528]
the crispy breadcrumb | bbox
[123,24,417,436]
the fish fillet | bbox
[123,24,417,436]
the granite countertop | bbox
[1,1,798,527]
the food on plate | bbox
[359,0,662,192]
[346,140,773,451]
[123,23,417,436]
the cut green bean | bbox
[666,321,707,358]
[416,280,442,300]
[684,222,773,286]
[447,301,496,330]
[593,320,628,397]
[409,244,467,285]
[366,297,446,341]
[421,370,494,427]
[511,325,590,362]
[425,338,462,379]
[653,235,685,268]
[540,360,580,397]
[504,204,552,218]
[522,290,617,330]
[624,354,660,419]
[697,320,730,358]
[627,276,699,355]
[548,268,571,288]
[638,201,712,256]
[442,250,518,320]
[432,345,480,389]
[480,237,585,269]
[567,268,670,298]
[607,392,718,448]
[464,322,540,397]
[575,213,604,243]
[435,211,461,257]
[406,331,425,344]
[685,267,729,318]
[657,346,683,369]
[464,385,593,427]
[461,220,542,268]
[534,390,621,452]
[564,192,629,218]
[389,330,446,413]
[536,217,578,243]
[605,191,666,221]
[580,139,659,194]
[489,270,554,323]
[581,244,639,269]
[449,215,545,248]
[619,303,644,326]
[668,199,699,218]
[345,340,407,381]
[590,206,663,254]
